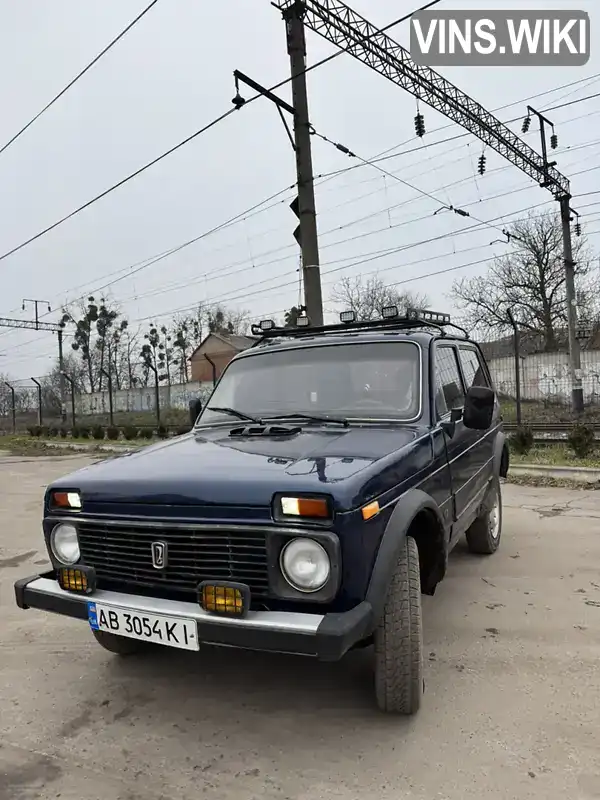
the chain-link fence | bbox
[0,378,214,435]
[481,328,600,425]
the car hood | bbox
[53,424,427,511]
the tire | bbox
[465,477,502,555]
[92,629,145,655]
[374,535,423,715]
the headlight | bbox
[50,523,80,565]
[280,538,330,593]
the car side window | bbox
[435,346,465,417]
[458,347,490,390]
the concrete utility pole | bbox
[283,0,323,326]
[560,195,584,413]
[275,0,582,412]
[526,107,584,415]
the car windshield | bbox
[197,341,421,425]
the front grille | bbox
[77,520,270,601]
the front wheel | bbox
[373,535,423,715]
[465,477,503,555]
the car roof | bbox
[233,328,452,361]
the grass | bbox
[505,473,600,490]
[0,436,150,457]
[500,398,600,425]
[510,444,600,469]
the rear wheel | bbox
[374,535,423,715]
[465,477,502,555]
[92,629,145,655]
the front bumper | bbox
[14,574,373,661]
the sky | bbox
[0,0,598,382]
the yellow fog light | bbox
[58,566,95,594]
[199,582,249,617]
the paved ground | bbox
[1,455,599,800]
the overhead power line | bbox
[0,0,441,267]
[3,57,598,329]
[0,0,161,158]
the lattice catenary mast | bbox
[277,0,583,413]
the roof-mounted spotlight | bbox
[258,319,275,331]
[381,305,399,319]
[340,310,356,324]
[296,315,310,327]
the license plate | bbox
[88,602,199,651]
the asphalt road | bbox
[1,454,600,800]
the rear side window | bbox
[458,347,490,389]
[435,346,464,417]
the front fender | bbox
[365,489,446,624]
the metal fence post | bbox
[61,372,76,428]
[4,382,16,434]
[101,369,114,426]
[507,310,522,426]
[148,364,160,427]
[30,378,43,426]
[204,354,217,387]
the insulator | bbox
[521,116,531,133]
[575,222,582,236]
[550,133,558,149]
[414,113,426,138]
[478,154,487,175]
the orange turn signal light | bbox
[50,491,82,510]
[362,501,380,521]
[281,496,330,518]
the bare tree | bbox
[452,210,595,350]
[62,296,130,392]
[206,303,250,336]
[330,274,429,321]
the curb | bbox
[510,464,600,483]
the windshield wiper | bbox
[206,407,263,424]
[264,413,349,428]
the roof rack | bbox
[250,308,469,342]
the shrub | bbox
[510,427,534,456]
[78,427,89,439]
[122,426,139,441]
[59,427,68,438]
[106,426,120,441]
[71,426,80,439]
[92,425,105,441]
[176,425,192,436]
[568,423,595,459]
[47,426,59,437]
[27,425,42,437]
[40,426,49,438]
[157,425,169,439]
[139,427,154,440]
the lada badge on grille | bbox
[151,541,168,570]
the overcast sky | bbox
[0,0,598,382]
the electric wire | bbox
[0,0,161,158]
[0,0,442,266]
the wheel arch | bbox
[366,489,448,623]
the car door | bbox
[433,342,472,539]
[456,344,497,505]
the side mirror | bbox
[463,386,495,431]
[189,398,203,426]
